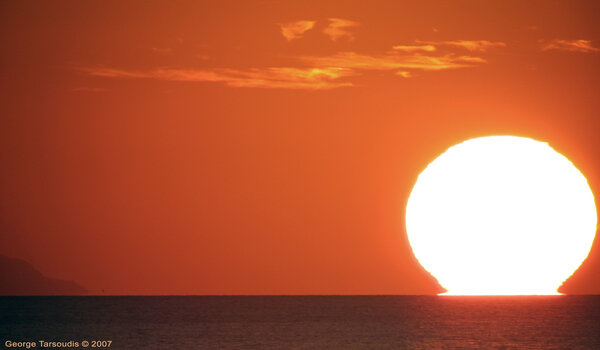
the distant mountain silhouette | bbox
[0,254,87,295]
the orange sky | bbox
[1,0,600,294]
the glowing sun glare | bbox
[406,136,597,295]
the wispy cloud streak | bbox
[541,39,599,53]
[412,40,506,52]
[81,47,487,89]
[396,71,412,78]
[437,40,506,51]
[392,45,436,52]
[279,20,316,41]
[82,29,499,90]
[82,66,354,90]
[323,18,359,41]
[302,52,485,71]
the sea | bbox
[1,296,600,349]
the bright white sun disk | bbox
[405,136,597,295]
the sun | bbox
[405,136,597,295]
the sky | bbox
[1,0,600,295]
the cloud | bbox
[396,71,412,78]
[82,35,495,89]
[323,18,359,41]
[81,66,354,90]
[82,46,487,89]
[301,51,485,71]
[391,40,506,54]
[541,39,599,53]
[442,40,506,51]
[392,44,436,52]
[417,40,506,52]
[279,20,316,41]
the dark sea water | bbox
[2,296,600,349]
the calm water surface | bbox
[2,296,600,349]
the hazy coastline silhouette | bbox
[0,255,86,295]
